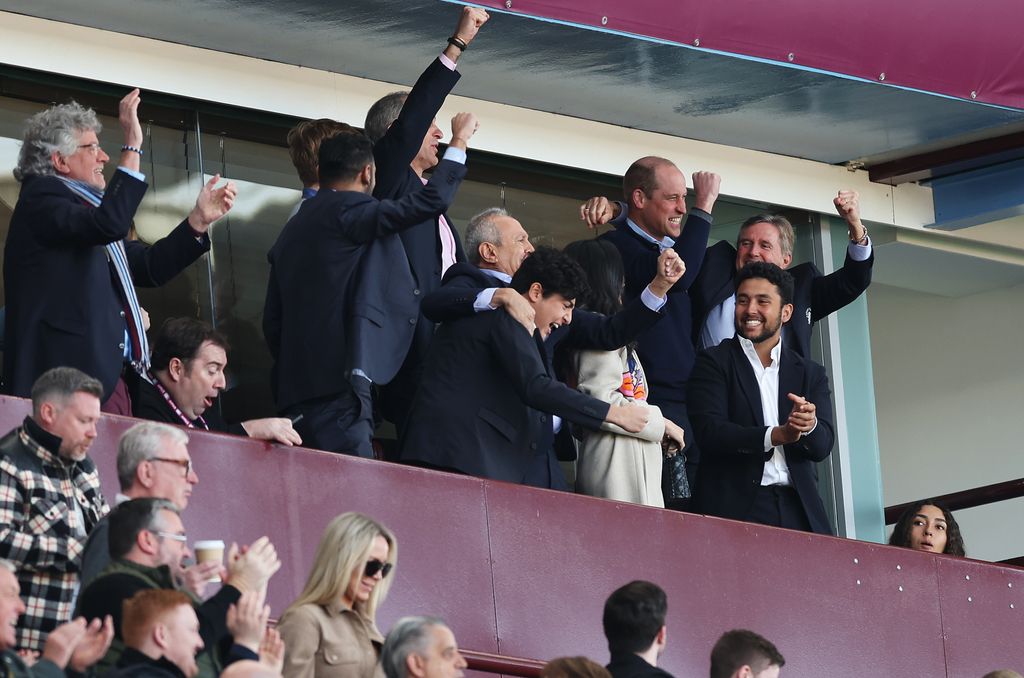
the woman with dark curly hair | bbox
[888,500,966,556]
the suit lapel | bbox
[729,340,764,426]
[778,348,805,422]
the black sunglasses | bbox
[364,559,393,579]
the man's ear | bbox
[50,151,70,176]
[479,242,498,265]
[168,357,187,383]
[405,652,425,678]
[153,622,169,650]
[37,402,59,427]
[360,164,374,188]
[781,302,794,324]
[630,188,646,211]
[527,282,544,303]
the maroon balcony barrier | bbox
[2,395,1022,678]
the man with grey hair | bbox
[4,88,237,414]
[363,5,488,439]
[0,559,114,676]
[0,367,109,651]
[78,422,217,591]
[381,616,467,678]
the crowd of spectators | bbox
[0,2,1004,676]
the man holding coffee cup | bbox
[76,498,281,677]
[79,422,219,593]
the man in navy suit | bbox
[4,89,236,413]
[690,190,872,359]
[400,247,651,489]
[687,262,835,534]
[263,115,476,457]
[363,5,490,437]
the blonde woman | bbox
[278,513,397,678]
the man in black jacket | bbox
[687,263,835,534]
[603,581,675,678]
[263,117,474,457]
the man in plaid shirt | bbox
[0,367,109,651]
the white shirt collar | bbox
[480,268,513,284]
[626,217,675,250]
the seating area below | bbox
[2,394,1019,677]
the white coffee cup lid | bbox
[194,540,225,548]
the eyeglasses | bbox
[76,142,102,155]
[153,530,188,543]
[364,559,393,579]
[151,457,194,477]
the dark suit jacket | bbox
[687,337,835,534]
[421,262,665,359]
[263,159,467,412]
[2,172,210,399]
[606,653,675,678]
[599,211,711,420]
[399,307,609,489]
[372,57,466,420]
[690,239,874,358]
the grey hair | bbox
[30,367,104,418]
[465,207,510,266]
[0,559,15,574]
[381,616,448,678]
[117,422,190,492]
[14,101,102,182]
[364,91,408,144]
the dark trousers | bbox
[284,378,374,458]
[747,484,813,532]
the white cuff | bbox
[641,285,668,311]
[474,288,499,312]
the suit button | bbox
[409,318,416,325]
[119,310,126,318]
[413,289,421,296]
[539,414,547,422]
[530,442,538,450]
[118,342,126,350]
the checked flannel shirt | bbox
[0,416,108,651]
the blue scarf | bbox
[55,176,151,373]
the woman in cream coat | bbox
[564,239,686,508]
[277,513,397,678]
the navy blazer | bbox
[3,172,210,399]
[371,57,466,403]
[690,239,874,359]
[420,262,665,360]
[399,306,609,489]
[599,210,711,414]
[687,337,836,535]
[263,158,467,412]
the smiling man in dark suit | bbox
[687,262,835,534]
[263,116,476,457]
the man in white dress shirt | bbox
[687,262,835,534]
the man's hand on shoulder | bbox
[492,288,536,333]
[691,171,721,213]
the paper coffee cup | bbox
[194,540,225,582]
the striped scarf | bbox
[55,175,150,373]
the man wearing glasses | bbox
[4,88,237,415]
[76,498,281,677]
[78,422,219,593]
[0,367,109,652]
